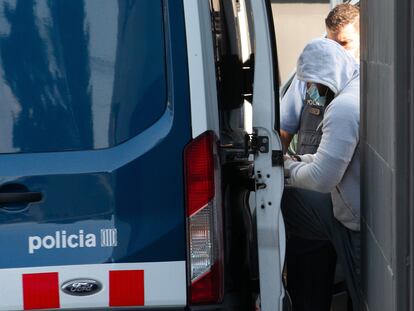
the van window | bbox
[0,0,166,154]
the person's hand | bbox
[283,154,301,181]
[283,155,292,178]
[284,154,301,162]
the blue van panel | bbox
[0,0,191,269]
[0,0,166,153]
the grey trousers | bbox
[281,187,362,311]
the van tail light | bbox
[184,131,224,305]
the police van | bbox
[0,0,284,310]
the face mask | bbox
[306,83,327,107]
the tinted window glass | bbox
[0,0,166,153]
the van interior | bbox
[210,1,354,310]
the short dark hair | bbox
[325,4,359,33]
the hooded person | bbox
[282,38,362,310]
[280,4,360,152]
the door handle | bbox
[0,192,42,205]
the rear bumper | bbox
[85,292,248,311]
[189,304,240,311]
[91,309,185,311]
[188,291,251,311]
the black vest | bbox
[296,90,334,155]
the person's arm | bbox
[279,77,305,150]
[280,129,293,153]
[284,98,359,192]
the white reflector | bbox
[189,202,216,281]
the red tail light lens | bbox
[185,132,215,216]
[184,131,223,305]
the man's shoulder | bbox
[340,78,360,98]
[326,89,359,120]
[330,78,359,107]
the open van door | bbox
[247,0,285,310]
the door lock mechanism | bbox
[244,133,269,155]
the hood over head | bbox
[296,38,359,95]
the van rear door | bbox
[248,0,285,310]
[0,1,189,310]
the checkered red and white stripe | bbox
[0,261,186,310]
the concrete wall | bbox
[361,0,412,310]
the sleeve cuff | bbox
[298,154,314,163]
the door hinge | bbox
[244,133,269,155]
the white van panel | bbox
[183,0,220,138]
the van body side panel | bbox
[0,0,190,309]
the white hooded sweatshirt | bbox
[284,38,360,231]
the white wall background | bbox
[271,3,330,84]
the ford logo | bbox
[61,279,102,296]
